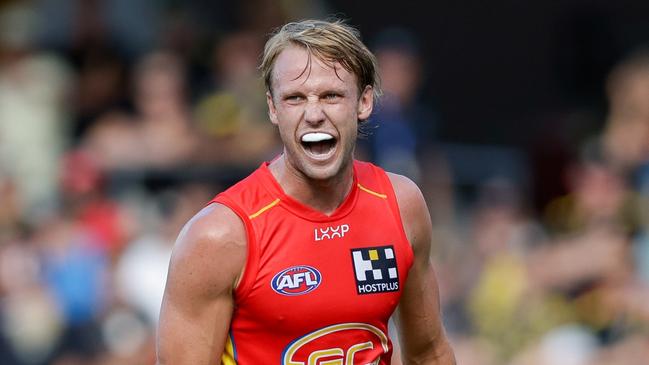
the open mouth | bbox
[300,132,337,159]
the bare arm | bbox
[157,203,247,365]
[389,173,456,365]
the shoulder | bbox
[386,173,426,211]
[387,172,429,226]
[168,202,247,295]
[386,172,432,255]
[176,203,247,250]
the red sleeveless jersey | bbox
[210,160,414,365]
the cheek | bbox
[336,105,360,133]
[275,121,293,140]
[277,104,304,120]
[273,111,300,142]
[274,105,298,123]
[345,124,358,144]
[326,102,357,121]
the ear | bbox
[266,91,279,125]
[357,85,374,121]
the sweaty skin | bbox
[156,44,455,365]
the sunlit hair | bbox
[260,18,382,114]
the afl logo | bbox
[271,265,322,296]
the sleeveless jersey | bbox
[210,160,414,365]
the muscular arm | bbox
[389,173,456,365]
[157,203,247,365]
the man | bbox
[157,19,455,365]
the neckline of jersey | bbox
[257,161,360,222]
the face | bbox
[267,45,373,181]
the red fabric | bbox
[211,160,413,365]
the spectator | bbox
[0,3,72,221]
[361,27,439,182]
[193,31,280,167]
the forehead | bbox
[271,45,357,93]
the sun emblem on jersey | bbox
[271,265,322,296]
[281,323,389,365]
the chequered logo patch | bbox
[350,245,399,295]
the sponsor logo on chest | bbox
[314,224,350,241]
[350,245,400,295]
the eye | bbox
[284,95,305,103]
[323,93,341,101]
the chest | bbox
[237,202,412,332]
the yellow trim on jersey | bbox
[249,198,281,219]
[357,183,387,199]
[221,334,237,365]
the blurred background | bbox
[0,0,648,364]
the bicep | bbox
[396,247,455,364]
[157,204,247,365]
[157,277,234,365]
[394,195,444,359]
[389,173,455,364]
[395,250,446,360]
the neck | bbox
[269,156,354,216]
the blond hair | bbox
[260,19,381,102]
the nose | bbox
[304,99,325,125]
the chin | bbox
[283,142,353,182]
[300,156,353,182]
[298,163,338,181]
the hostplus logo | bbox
[314,224,349,241]
[351,246,399,295]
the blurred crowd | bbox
[0,1,648,365]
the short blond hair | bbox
[260,19,381,101]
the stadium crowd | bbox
[0,1,648,364]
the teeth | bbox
[301,132,334,143]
